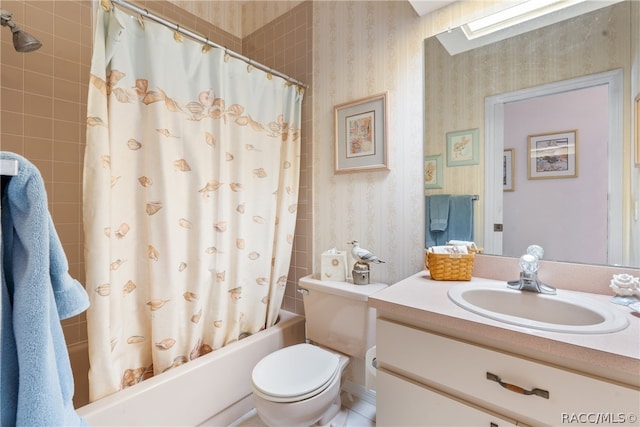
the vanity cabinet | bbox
[376,318,639,427]
[377,370,520,426]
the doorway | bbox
[484,69,623,265]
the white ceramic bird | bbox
[347,240,385,264]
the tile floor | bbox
[230,391,376,427]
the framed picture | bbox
[446,128,479,166]
[527,130,577,179]
[424,155,443,189]
[503,148,514,191]
[334,92,389,174]
[635,93,640,167]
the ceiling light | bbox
[462,0,583,40]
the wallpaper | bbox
[242,1,304,38]
[308,0,526,285]
[168,0,304,38]
[311,1,426,286]
[167,0,242,37]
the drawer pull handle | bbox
[486,372,549,399]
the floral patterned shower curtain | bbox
[84,4,303,402]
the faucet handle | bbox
[510,245,556,294]
[526,244,544,260]
[519,254,539,274]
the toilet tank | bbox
[299,275,388,360]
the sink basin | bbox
[448,282,629,334]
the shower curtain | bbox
[84,4,303,401]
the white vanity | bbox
[369,271,640,427]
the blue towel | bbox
[425,196,449,248]
[428,194,450,232]
[1,152,89,426]
[447,195,474,242]
[425,194,475,248]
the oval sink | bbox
[448,282,629,334]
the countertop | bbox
[368,271,640,388]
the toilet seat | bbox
[251,343,340,403]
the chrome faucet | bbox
[507,245,556,295]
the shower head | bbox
[11,27,42,52]
[0,8,42,53]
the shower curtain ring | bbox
[202,39,211,54]
[173,24,183,43]
[136,15,144,28]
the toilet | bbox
[251,275,387,427]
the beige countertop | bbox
[369,270,640,389]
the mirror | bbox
[424,1,639,268]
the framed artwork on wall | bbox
[424,155,443,189]
[527,130,578,179]
[503,148,514,191]
[446,128,479,166]
[334,92,389,174]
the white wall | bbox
[503,85,609,264]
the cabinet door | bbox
[377,318,639,426]
[377,370,519,427]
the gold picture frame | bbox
[334,92,389,174]
[528,130,578,179]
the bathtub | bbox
[76,310,305,426]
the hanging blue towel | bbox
[428,194,450,232]
[447,195,474,242]
[425,194,475,247]
[1,152,89,426]
[425,195,449,247]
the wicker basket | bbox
[424,252,475,281]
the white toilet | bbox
[251,275,387,427]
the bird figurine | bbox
[347,240,385,264]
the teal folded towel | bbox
[1,152,89,426]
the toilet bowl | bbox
[251,343,349,427]
[250,275,388,427]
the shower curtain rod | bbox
[109,0,308,89]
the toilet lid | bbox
[251,343,340,402]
